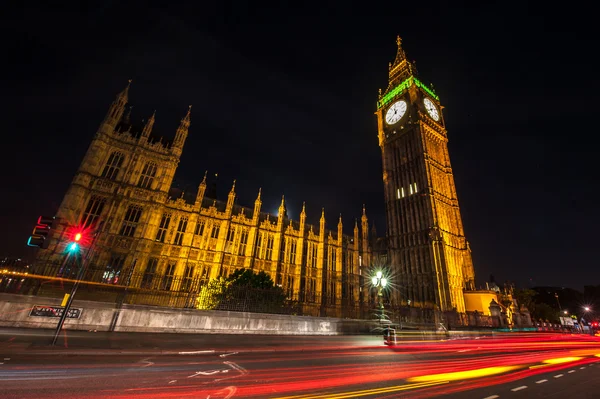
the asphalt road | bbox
[1,328,599,398]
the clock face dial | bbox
[423,98,440,121]
[385,100,407,125]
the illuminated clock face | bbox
[423,98,440,121]
[385,100,407,125]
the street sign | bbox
[29,305,82,319]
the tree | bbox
[532,303,559,323]
[196,277,229,310]
[196,269,288,314]
[513,288,537,313]
[225,269,277,289]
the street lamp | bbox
[372,271,388,322]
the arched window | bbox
[101,151,124,180]
[137,162,157,189]
[81,195,106,229]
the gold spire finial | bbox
[231,179,236,191]
[396,35,402,47]
[201,170,207,184]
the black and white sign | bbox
[29,305,82,319]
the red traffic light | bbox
[74,232,82,242]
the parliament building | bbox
[35,37,477,317]
[36,81,374,317]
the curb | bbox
[3,344,388,357]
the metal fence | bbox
[1,268,452,327]
[0,269,363,318]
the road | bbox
[1,328,599,398]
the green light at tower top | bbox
[377,76,439,109]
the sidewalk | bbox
[0,327,388,356]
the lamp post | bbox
[372,271,388,323]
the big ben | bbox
[375,37,475,312]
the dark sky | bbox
[2,1,598,291]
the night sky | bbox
[3,1,598,291]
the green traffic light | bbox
[68,242,79,252]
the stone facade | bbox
[35,81,373,318]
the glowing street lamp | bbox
[372,270,388,322]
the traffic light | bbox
[27,216,55,249]
[67,231,83,253]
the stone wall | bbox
[0,293,370,335]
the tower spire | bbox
[101,79,131,132]
[253,188,262,221]
[388,35,413,86]
[278,195,286,224]
[172,105,191,155]
[226,179,236,212]
[117,79,132,103]
[195,170,208,208]
[141,110,155,138]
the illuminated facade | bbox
[36,82,373,317]
[375,37,476,312]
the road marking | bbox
[178,350,215,355]
[554,374,564,378]
[168,380,176,384]
[568,370,576,373]
[511,386,527,392]
[187,369,228,378]
[457,349,471,352]
[482,395,499,399]
[581,367,587,369]
[3,358,9,360]
[220,352,239,358]
[536,379,548,384]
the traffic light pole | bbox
[51,225,102,346]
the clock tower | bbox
[375,37,475,312]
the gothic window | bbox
[102,254,126,284]
[120,205,142,237]
[174,217,188,246]
[101,151,124,180]
[194,219,205,237]
[265,235,274,260]
[310,243,318,268]
[210,224,220,239]
[155,213,171,242]
[285,275,294,298]
[288,239,297,264]
[256,232,264,259]
[225,227,235,253]
[137,162,157,189]
[329,281,336,304]
[141,258,158,289]
[81,195,105,229]
[307,278,316,302]
[181,264,195,291]
[328,246,336,272]
[199,264,210,285]
[238,229,248,256]
[161,262,176,290]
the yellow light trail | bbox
[274,380,448,399]
[407,366,521,383]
